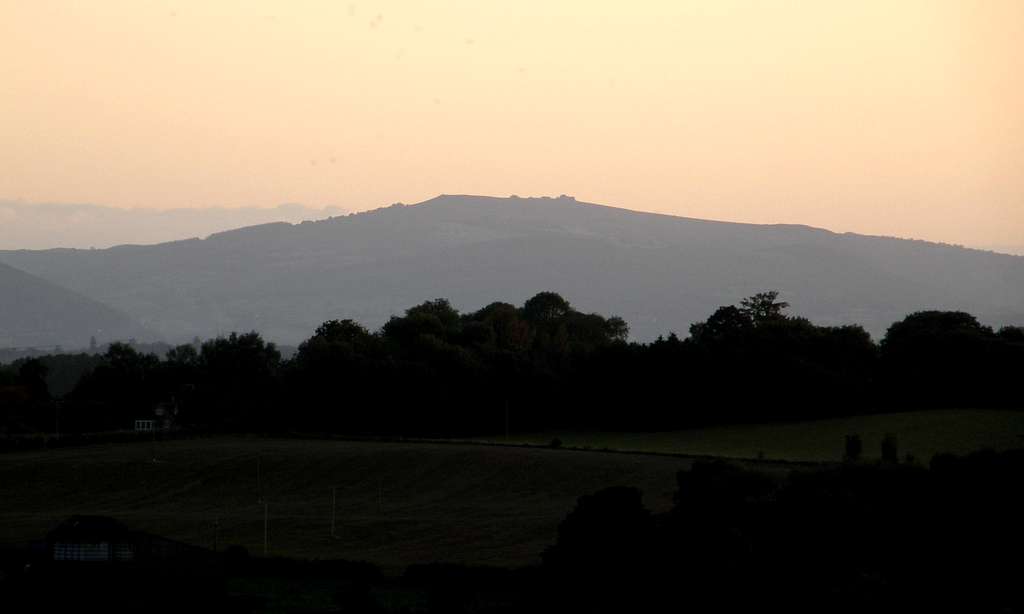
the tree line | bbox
[2,290,1022,437]
[539,448,1024,613]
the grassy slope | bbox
[4,410,1019,572]
[0,438,693,570]
[498,409,1024,463]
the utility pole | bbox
[330,486,337,539]
[213,518,220,552]
[377,479,383,514]
[150,420,158,463]
[263,502,269,556]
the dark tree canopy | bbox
[739,290,790,324]
[311,319,373,345]
[522,291,573,323]
[689,305,751,344]
[2,290,1022,438]
[878,310,1013,407]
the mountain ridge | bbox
[1,195,1021,346]
[198,195,1022,260]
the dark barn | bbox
[45,515,208,564]
[4,516,227,613]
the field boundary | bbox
[0,428,832,468]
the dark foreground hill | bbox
[2,194,1022,344]
[0,261,146,348]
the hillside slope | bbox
[0,261,148,348]
[1,195,1022,343]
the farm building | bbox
[44,515,210,564]
[49,516,135,562]
[133,399,179,433]
[13,516,225,612]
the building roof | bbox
[48,515,132,542]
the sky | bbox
[1,1,1021,250]
[0,201,346,249]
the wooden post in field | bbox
[504,398,509,441]
[263,501,269,556]
[150,421,158,463]
[377,479,383,514]
[330,486,337,538]
[256,455,262,503]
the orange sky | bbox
[1,1,1021,248]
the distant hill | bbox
[1,195,1022,344]
[0,261,148,348]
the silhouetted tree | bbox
[186,332,281,429]
[997,325,1024,343]
[522,291,572,323]
[688,304,751,344]
[542,486,656,611]
[880,311,997,407]
[845,434,863,462]
[16,358,49,401]
[739,290,790,324]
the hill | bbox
[2,195,1022,344]
[0,261,148,348]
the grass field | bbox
[3,410,1020,573]
[496,409,1024,463]
[0,437,696,570]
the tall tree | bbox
[739,291,790,324]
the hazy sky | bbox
[2,1,1021,248]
